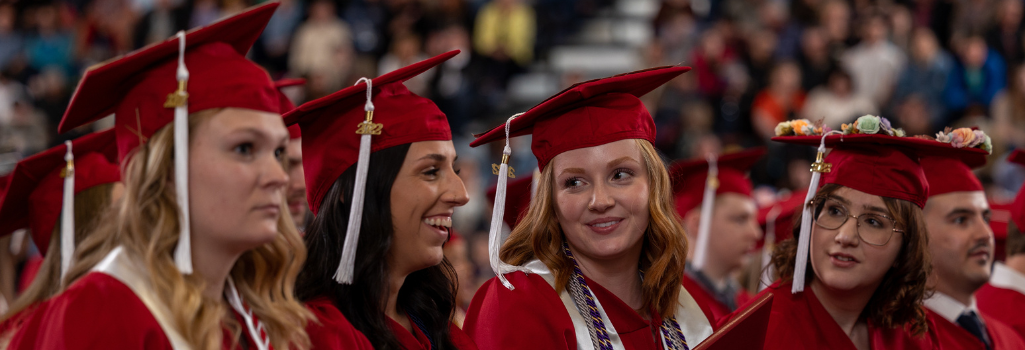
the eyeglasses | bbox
[813,198,904,246]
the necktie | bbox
[956,311,992,350]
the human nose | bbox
[833,214,860,247]
[443,170,470,207]
[588,181,614,212]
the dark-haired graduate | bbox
[669,147,765,322]
[463,66,714,350]
[289,50,477,350]
[0,130,120,339]
[5,4,312,349]
[748,116,994,350]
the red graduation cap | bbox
[0,130,119,277]
[669,147,766,271]
[274,78,306,139]
[772,132,988,293]
[471,65,691,289]
[670,147,767,216]
[470,65,691,169]
[485,173,535,229]
[57,2,280,161]
[920,156,984,197]
[55,3,280,276]
[283,50,458,283]
[1011,150,1025,232]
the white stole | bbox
[523,260,714,350]
[92,246,190,349]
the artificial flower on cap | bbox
[471,65,691,289]
[0,130,119,279]
[772,116,990,293]
[669,147,766,271]
[485,172,537,229]
[274,78,306,139]
[55,2,280,276]
[283,50,458,284]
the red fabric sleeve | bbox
[6,272,172,350]
[463,272,576,350]
[304,297,375,350]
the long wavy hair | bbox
[771,183,931,335]
[500,139,688,318]
[64,110,312,349]
[0,184,115,333]
[295,143,460,349]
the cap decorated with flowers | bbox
[919,127,992,198]
[772,115,988,293]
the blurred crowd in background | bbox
[2,0,1025,312]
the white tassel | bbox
[59,141,75,280]
[170,31,193,274]
[226,278,270,350]
[334,77,377,284]
[692,154,718,271]
[791,131,839,293]
[489,113,527,290]
[759,205,781,292]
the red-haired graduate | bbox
[464,66,715,350]
[288,50,476,350]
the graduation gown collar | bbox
[990,262,1025,296]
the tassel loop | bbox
[334,77,380,284]
[489,113,529,290]
[59,141,75,279]
[792,131,840,293]
[169,30,193,274]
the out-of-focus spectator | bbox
[986,0,1024,63]
[691,27,737,99]
[133,0,187,49]
[991,63,1025,152]
[752,61,805,140]
[77,0,136,64]
[889,5,914,52]
[256,0,302,75]
[841,12,906,106]
[0,71,26,126]
[820,0,852,54]
[655,6,698,64]
[0,3,23,69]
[27,67,69,135]
[379,33,428,95]
[894,95,935,136]
[473,0,535,67]
[426,24,477,136]
[893,27,953,125]
[797,27,836,92]
[801,68,877,126]
[954,0,996,39]
[187,0,221,28]
[744,30,778,92]
[24,4,74,76]
[2,100,49,157]
[290,0,354,93]
[943,35,1006,119]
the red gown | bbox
[924,308,1025,350]
[5,272,264,349]
[682,273,752,324]
[977,283,1025,341]
[464,271,709,350]
[306,296,478,350]
[745,280,938,350]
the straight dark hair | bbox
[296,143,459,349]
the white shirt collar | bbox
[989,262,1025,296]
[924,291,981,324]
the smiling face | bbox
[189,108,290,255]
[387,140,469,274]
[923,191,993,295]
[551,139,651,263]
[810,186,904,294]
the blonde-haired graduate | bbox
[6,3,311,349]
[463,66,714,350]
[0,130,120,340]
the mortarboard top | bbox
[920,156,984,198]
[284,50,457,215]
[57,2,281,162]
[0,129,119,251]
[274,78,307,139]
[670,147,767,217]
[485,173,534,229]
[469,66,691,170]
[771,134,987,209]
